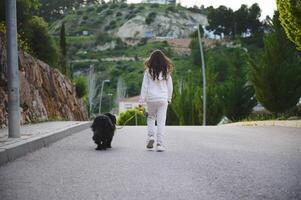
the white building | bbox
[119,96,147,114]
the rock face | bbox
[0,34,88,127]
[117,12,208,39]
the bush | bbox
[83,15,88,20]
[120,3,127,9]
[87,7,94,12]
[96,32,113,44]
[102,4,108,9]
[116,12,122,17]
[96,7,103,12]
[138,6,145,10]
[109,20,116,26]
[166,6,177,13]
[117,108,147,126]
[109,4,118,9]
[129,4,135,10]
[105,9,113,15]
[0,23,30,52]
[125,13,136,20]
[77,10,83,15]
[24,16,59,67]
[116,38,127,49]
[151,3,159,8]
[74,75,87,98]
[145,12,156,25]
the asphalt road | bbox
[0,126,300,200]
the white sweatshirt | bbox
[139,70,173,104]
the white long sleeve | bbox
[139,72,149,104]
[139,70,173,103]
[167,75,173,102]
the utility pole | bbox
[197,24,206,126]
[98,80,110,114]
[6,0,20,137]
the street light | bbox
[99,80,110,114]
[6,0,20,138]
[197,24,206,126]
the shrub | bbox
[83,15,88,20]
[74,75,87,98]
[109,20,116,26]
[102,4,108,9]
[0,23,30,52]
[77,10,83,15]
[24,16,59,67]
[117,108,147,126]
[166,6,176,13]
[145,12,156,25]
[138,6,145,10]
[87,7,94,12]
[120,3,127,9]
[125,13,136,20]
[116,12,122,17]
[105,9,113,15]
[96,7,103,12]
[129,4,135,10]
[151,3,159,8]
[104,22,116,31]
[109,4,118,9]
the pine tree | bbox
[249,12,301,114]
[223,49,257,121]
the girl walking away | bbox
[139,50,173,152]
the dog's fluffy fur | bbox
[91,113,116,150]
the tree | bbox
[277,0,301,50]
[0,0,59,67]
[233,4,249,36]
[249,12,301,114]
[248,3,262,34]
[222,49,257,121]
[206,6,234,37]
[38,0,85,22]
[206,3,263,38]
[0,0,40,33]
[24,16,59,67]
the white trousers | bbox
[147,101,168,145]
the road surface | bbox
[0,126,300,200]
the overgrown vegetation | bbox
[117,108,147,126]
[2,1,299,123]
[249,12,301,114]
[277,0,301,50]
[74,75,88,98]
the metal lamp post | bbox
[6,0,20,137]
[98,80,110,114]
[197,24,206,126]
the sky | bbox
[127,0,277,20]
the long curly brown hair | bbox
[144,49,173,80]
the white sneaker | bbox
[146,136,155,149]
[156,144,166,152]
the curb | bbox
[0,122,92,166]
[222,120,301,128]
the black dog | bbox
[91,113,116,150]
